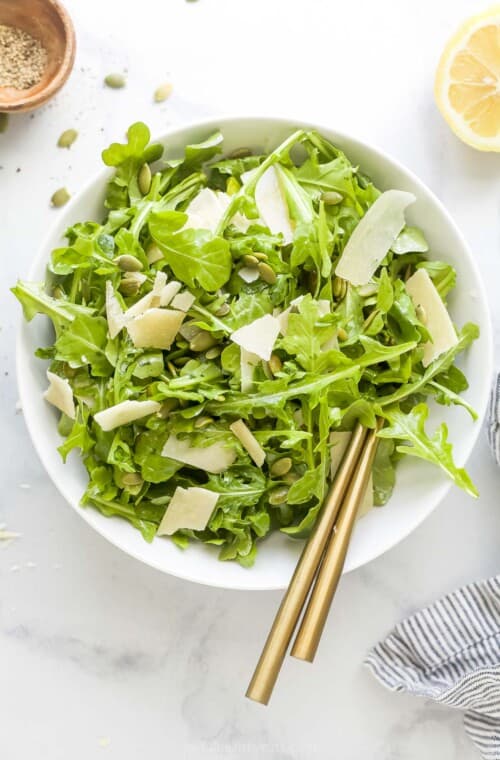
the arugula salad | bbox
[12,123,479,567]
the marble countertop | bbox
[2,0,500,757]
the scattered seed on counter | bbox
[104,72,126,89]
[154,82,173,102]
[57,128,78,148]
[51,187,71,207]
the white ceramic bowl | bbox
[17,116,493,590]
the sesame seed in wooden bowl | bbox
[0,0,75,113]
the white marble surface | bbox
[2,0,500,757]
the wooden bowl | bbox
[0,0,75,112]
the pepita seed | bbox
[262,361,273,380]
[146,243,163,264]
[115,254,143,272]
[363,309,380,331]
[189,331,217,352]
[270,457,292,477]
[358,283,378,297]
[416,305,427,324]
[253,252,268,261]
[337,327,348,341]
[179,322,202,341]
[0,113,9,133]
[104,72,126,89]
[175,339,189,350]
[138,163,152,195]
[215,303,230,317]
[158,399,178,418]
[119,276,141,296]
[57,128,78,149]
[269,487,289,506]
[226,176,240,195]
[258,262,276,284]
[53,286,65,299]
[228,147,252,159]
[206,346,222,360]
[167,361,178,376]
[333,276,347,300]
[122,473,143,486]
[51,187,70,208]
[154,82,173,102]
[174,356,190,366]
[194,416,214,429]
[283,471,300,485]
[321,190,343,205]
[242,254,259,267]
[268,353,282,375]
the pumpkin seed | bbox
[194,416,214,429]
[122,472,143,487]
[0,113,9,133]
[226,176,240,195]
[337,327,348,341]
[416,305,427,324]
[51,187,70,208]
[269,487,289,505]
[363,309,380,331]
[115,254,143,272]
[321,190,343,205]
[146,243,163,264]
[262,361,273,380]
[190,331,217,352]
[119,276,142,296]
[283,471,300,485]
[154,82,173,102]
[258,262,276,284]
[104,72,126,89]
[253,252,268,261]
[268,353,282,375]
[179,322,202,341]
[57,128,78,149]
[228,146,252,159]
[333,276,347,300]
[167,361,178,376]
[215,303,230,317]
[270,457,292,477]
[206,346,222,360]
[242,254,259,267]
[174,356,190,367]
[138,163,152,195]
[358,283,378,297]
[53,286,65,299]
[158,399,178,418]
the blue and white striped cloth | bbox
[488,374,500,466]
[366,378,500,758]
[366,578,500,758]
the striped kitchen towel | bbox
[365,576,500,759]
[488,373,500,466]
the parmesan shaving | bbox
[126,308,185,350]
[94,400,161,431]
[162,434,236,473]
[230,314,280,361]
[157,486,220,535]
[44,370,76,419]
[229,419,266,467]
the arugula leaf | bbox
[378,403,478,497]
[102,122,163,208]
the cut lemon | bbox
[435,6,500,151]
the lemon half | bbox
[435,6,500,151]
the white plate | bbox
[17,116,493,590]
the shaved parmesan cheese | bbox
[230,419,266,467]
[240,348,260,392]
[157,486,219,535]
[105,281,125,339]
[127,308,185,350]
[94,400,161,431]
[159,281,182,306]
[330,431,373,518]
[238,266,260,284]
[276,296,304,335]
[162,434,236,473]
[317,299,330,316]
[336,190,416,286]
[44,370,75,419]
[171,291,196,312]
[184,188,250,234]
[405,268,458,367]
[230,314,280,361]
[243,166,294,243]
[123,271,168,321]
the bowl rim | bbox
[16,114,494,590]
[0,0,76,112]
